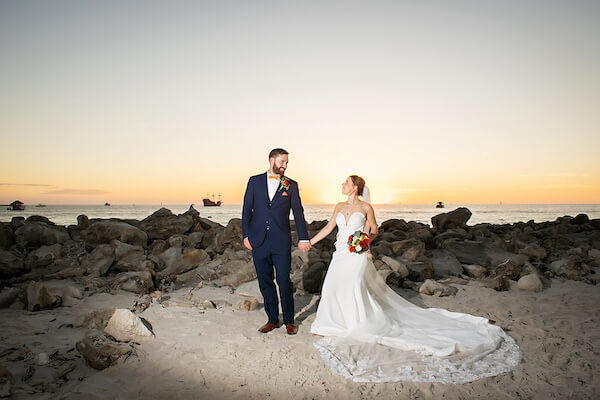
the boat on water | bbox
[6,200,25,211]
[436,201,445,208]
[203,193,222,207]
[35,203,47,207]
[104,202,111,206]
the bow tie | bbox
[268,175,280,180]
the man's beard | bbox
[274,166,286,175]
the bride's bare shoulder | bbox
[360,201,374,213]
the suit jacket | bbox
[242,173,309,250]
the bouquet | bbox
[347,231,370,254]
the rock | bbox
[483,276,511,291]
[27,215,54,225]
[377,269,404,287]
[211,218,244,253]
[380,256,409,278]
[236,279,262,299]
[0,364,11,398]
[0,249,25,279]
[221,259,257,288]
[431,207,472,232]
[427,249,464,278]
[236,298,259,311]
[167,234,185,248]
[82,244,115,276]
[25,280,83,311]
[405,258,434,282]
[77,214,90,228]
[433,228,471,247]
[519,243,547,261]
[419,279,458,296]
[517,273,543,292]
[81,221,147,247]
[35,352,50,366]
[0,224,13,250]
[588,248,600,262]
[112,270,155,294]
[380,219,410,232]
[462,264,487,278]
[25,243,62,269]
[74,309,115,329]
[111,240,147,272]
[548,255,591,280]
[175,265,219,284]
[138,208,195,240]
[390,239,425,261]
[302,261,327,293]
[571,213,589,225]
[149,240,169,255]
[184,231,205,248]
[0,287,20,308]
[14,221,70,249]
[104,309,154,342]
[443,239,517,267]
[157,248,210,279]
[75,334,133,370]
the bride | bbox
[307,175,520,383]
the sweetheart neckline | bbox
[337,211,366,226]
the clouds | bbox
[0,183,56,187]
[41,188,109,195]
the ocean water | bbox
[1,203,599,227]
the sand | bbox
[1,278,598,400]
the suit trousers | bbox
[251,229,294,324]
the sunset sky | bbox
[1,1,599,205]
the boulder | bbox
[236,279,262,299]
[157,248,210,279]
[138,208,194,240]
[26,280,83,311]
[184,231,205,249]
[0,224,13,250]
[25,243,62,269]
[0,249,25,279]
[14,221,70,249]
[0,364,11,398]
[211,218,244,253]
[221,259,257,288]
[104,309,154,342]
[483,276,511,291]
[519,243,547,261]
[426,249,464,278]
[149,239,169,255]
[380,256,409,278]
[405,258,434,282]
[517,273,543,292]
[236,298,260,311]
[443,239,517,267]
[82,244,115,277]
[0,287,20,308]
[175,265,219,284]
[462,264,487,278]
[588,248,600,262]
[377,269,404,287]
[571,213,589,225]
[167,234,185,248]
[112,270,155,294]
[301,261,327,293]
[390,239,425,261]
[431,207,472,232]
[419,279,458,296]
[548,255,591,280]
[81,221,147,247]
[74,308,115,329]
[111,240,147,272]
[75,334,133,370]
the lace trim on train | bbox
[313,330,520,384]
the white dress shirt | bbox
[266,170,280,201]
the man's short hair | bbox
[269,148,289,159]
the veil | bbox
[360,185,371,203]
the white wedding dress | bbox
[310,212,520,383]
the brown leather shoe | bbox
[285,323,298,335]
[258,322,280,333]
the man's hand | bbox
[298,241,312,253]
[243,237,252,250]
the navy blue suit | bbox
[242,173,309,324]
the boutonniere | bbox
[278,176,291,192]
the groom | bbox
[242,148,311,335]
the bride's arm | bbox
[364,203,378,238]
[309,204,341,246]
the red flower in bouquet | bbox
[278,176,291,192]
[347,231,370,254]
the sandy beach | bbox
[0,276,597,400]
